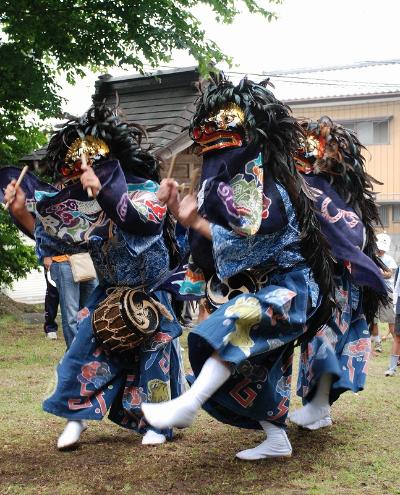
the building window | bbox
[392,205,400,223]
[378,205,389,227]
[339,118,389,145]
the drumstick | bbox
[80,152,93,198]
[5,165,29,210]
[166,155,177,179]
[188,168,200,195]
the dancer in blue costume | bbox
[1,173,98,349]
[143,75,345,460]
[289,117,387,430]
[2,104,185,449]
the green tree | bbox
[0,0,280,286]
[0,128,44,287]
[0,94,46,289]
[0,0,280,141]
[0,207,38,287]
[0,120,47,166]
[0,97,46,288]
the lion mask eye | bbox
[207,104,245,131]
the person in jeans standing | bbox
[1,171,98,350]
[44,254,97,348]
[34,223,98,348]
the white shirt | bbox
[379,252,397,292]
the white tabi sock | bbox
[289,373,332,427]
[385,355,399,375]
[57,420,88,450]
[389,354,400,371]
[141,429,166,445]
[302,414,333,431]
[142,355,231,429]
[236,421,292,460]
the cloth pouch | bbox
[68,252,97,282]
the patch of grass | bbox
[0,314,18,326]
[0,324,399,495]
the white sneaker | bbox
[385,368,396,377]
[57,420,87,450]
[46,332,58,340]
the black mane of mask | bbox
[45,102,180,270]
[45,102,160,182]
[191,74,337,303]
[191,75,302,153]
[302,117,388,323]
[302,116,381,219]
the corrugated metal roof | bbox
[267,60,400,102]
[93,67,202,158]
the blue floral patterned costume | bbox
[0,161,185,439]
[183,144,322,429]
[296,175,383,405]
[297,273,371,404]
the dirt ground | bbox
[0,320,399,495]
[0,293,42,317]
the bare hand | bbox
[178,194,201,228]
[3,179,27,213]
[43,256,53,271]
[178,195,211,239]
[80,165,101,198]
[157,178,180,218]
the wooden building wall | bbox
[161,150,203,192]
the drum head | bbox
[121,289,159,337]
[206,272,258,311]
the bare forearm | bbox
[191,217,211,240]
[382,269,394,279]
[157,179,212,240]
[4,179,34,234]
[11,207,35,235]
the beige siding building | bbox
[270,60,400,261]
[289,94,400,237]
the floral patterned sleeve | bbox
[197,146,265,237]
[210,184,305,280]
[96,161,167,236]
